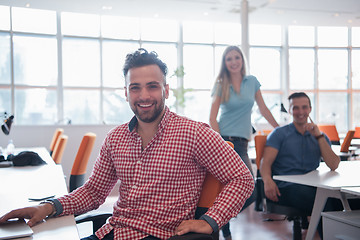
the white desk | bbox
[341,187,360,197]
[0,147,80,240]
[273,161,360,240]
[330,145,357,160]
[351,138,360,147]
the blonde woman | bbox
[209,45,279,240]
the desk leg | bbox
[339,192,351,211]
[305,188,351,240]
[305,188,329,240]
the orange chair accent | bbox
[49,128,64,156]
[197,141,233,208]
[257,129,272,136]
[255,135,267,170]
[354,127,360,139]
[254,135,305,240]
[70,132,96,192]
[318,124,340,145]
[52,135,68,164]
[340,130,355,153]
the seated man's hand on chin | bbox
[174,219,212,236]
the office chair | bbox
[340,130,358,161]
[354,127,360,139]
[340,130,355,153]
[76,141,236,240]
[318,124,340,145]
[49,128,64,156]
[257,129,272,135]
[69,132,96,192]
[254,135,306,240]
[51,134,68,164]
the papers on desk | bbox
[0,219,33,239]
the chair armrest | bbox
[167,233,215,240]
[75,212,112,234]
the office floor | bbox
[77,163,323,240]
[218,202,321,240]
[77,202,321,240]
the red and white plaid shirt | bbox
[58,107,254,240]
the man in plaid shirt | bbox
[0,49,254,240]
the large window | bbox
[289,49,315,90]
[0,33,10,85]
[13,35,58,86]
[318,49,348,90]
[0,5,359,132]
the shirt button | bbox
[137,160,141,164]
[132,185,138,189]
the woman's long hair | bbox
[213,46,247,103]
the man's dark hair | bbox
[288,92,312,107]
[123,48,168,83]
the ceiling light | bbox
[333,13,340,17]
[203,12,209,16]
[348,19,353,23]
[25,3,30,7]
[102,6,112,10]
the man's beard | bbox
[131,99,165,123]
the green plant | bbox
[170,66,193,109]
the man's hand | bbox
[263,178,281,202]
[174,219,212,236]
[0,204,53,227]
[304,116,321,137]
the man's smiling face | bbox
[125,64,169,124]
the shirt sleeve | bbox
[253,75,261,93]
[265,127,283,150]
[56,134,119,216]
[322,133,332,146]
[194,123,255,229]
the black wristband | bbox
[315,133,325,140]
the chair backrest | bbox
[197,141,233,208]
[254,135,267,170]
[340,130,355,153]
[354,127,360,139]
[318,124,340,145]
[69,132,96,192]
[49,128,64,156]
[258,129,272,136]
[52,135,68,164]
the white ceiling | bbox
[0,0,360,26]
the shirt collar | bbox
[289,122,311,136]
[128,106,170,133]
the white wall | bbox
[0,125,117,188]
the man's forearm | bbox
[260,161,273,184]
[318,137,340,170]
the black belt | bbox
[222,136,247,141]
